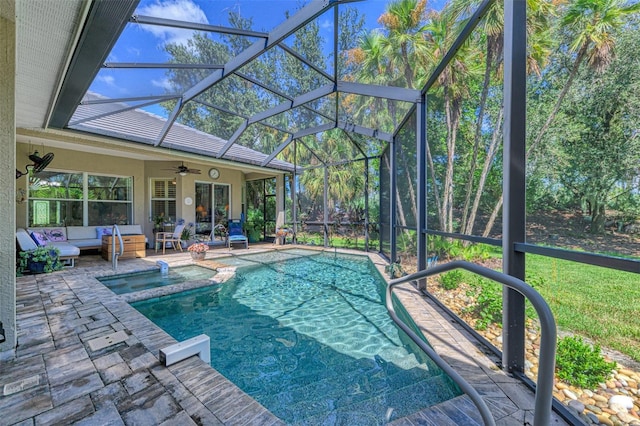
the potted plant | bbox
[187,242,209,261]
[153,213,165,233]
[17,246,63,276]
[246,209,264,243]
[180,221,194,248]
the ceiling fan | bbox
[163,162,201,176]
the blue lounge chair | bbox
[227,220,248,249]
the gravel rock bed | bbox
[426,280,640,425]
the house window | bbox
[87,175,133,225]
[150,179,176,228]
[28,171,133,226]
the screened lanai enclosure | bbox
[39,0,640,423]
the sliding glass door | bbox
[195,182,230,239]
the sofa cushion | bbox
[17,228,39,251]
[17,228,79,260]
[48,241,81,258]
[71,239,102,249]
[66,226,97,240]
[118,224,143,235]
[44,228,66,242]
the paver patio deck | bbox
[1,245,568,425]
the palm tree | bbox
[481,0,640,237]
[377,0,431,89]
[449,0,554,236]
[348,0,432,234]
[422,8,480,233]
[529,0,640,155]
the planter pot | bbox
[190,252,206,261]
[27,261,46,274]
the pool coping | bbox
[2,246,569,425]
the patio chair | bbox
[197,223,228,247]
[227,220,248,249]
[155,223,185,254]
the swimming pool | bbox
[132,251,461,424]
[98,265,215,294]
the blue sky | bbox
[90,0,445,116]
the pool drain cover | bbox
[3,375,40,396]
[87,330,129,352]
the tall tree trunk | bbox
[465,107,504,235]
[528,44,587,156]
[401,42,414,89]
[482,46,587,237]
[383,154,408,228]
[426,141,444,230]
[461,42,495,233]
[590,200,606,234]
[482,194,502,237]
[399,148,418,223]
[443,92,461,233]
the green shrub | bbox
[464,278,502,330]
[440,270,463,290]
[556,336,616,389]
[460,243,492,262]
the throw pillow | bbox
[44,228,66,242]
[30,231,49,246]
[96,227,113,238]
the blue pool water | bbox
[132,251,461,424]
[99,266,215,294]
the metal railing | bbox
[111,224,124,271]
[386,260,557,426]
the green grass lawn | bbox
[526,255,640,363]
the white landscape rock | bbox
[609,394,634,410]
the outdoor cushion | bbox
[44,228,66,241]
[17,229,39,251]
[46,241,80,258]
[30,231,49,246]
[96,227,113,238]
[70,239,102,249]
[66,226,97,240]
[17,228,80,261]
[118,224,143,235]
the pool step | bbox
[255,355,456,421]
[274,373,458,424]
[252,350,429,401]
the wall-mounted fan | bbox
[163,162,201,176]
[16,150,55,179]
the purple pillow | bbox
[96,227,113,238]
[30,231,49,246]
[44,228,66,242]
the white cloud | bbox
[152,77,174,91]
[97,75,116,86]
[127,47,142,57]
[320,19,333,30]
[137,0,208,46]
